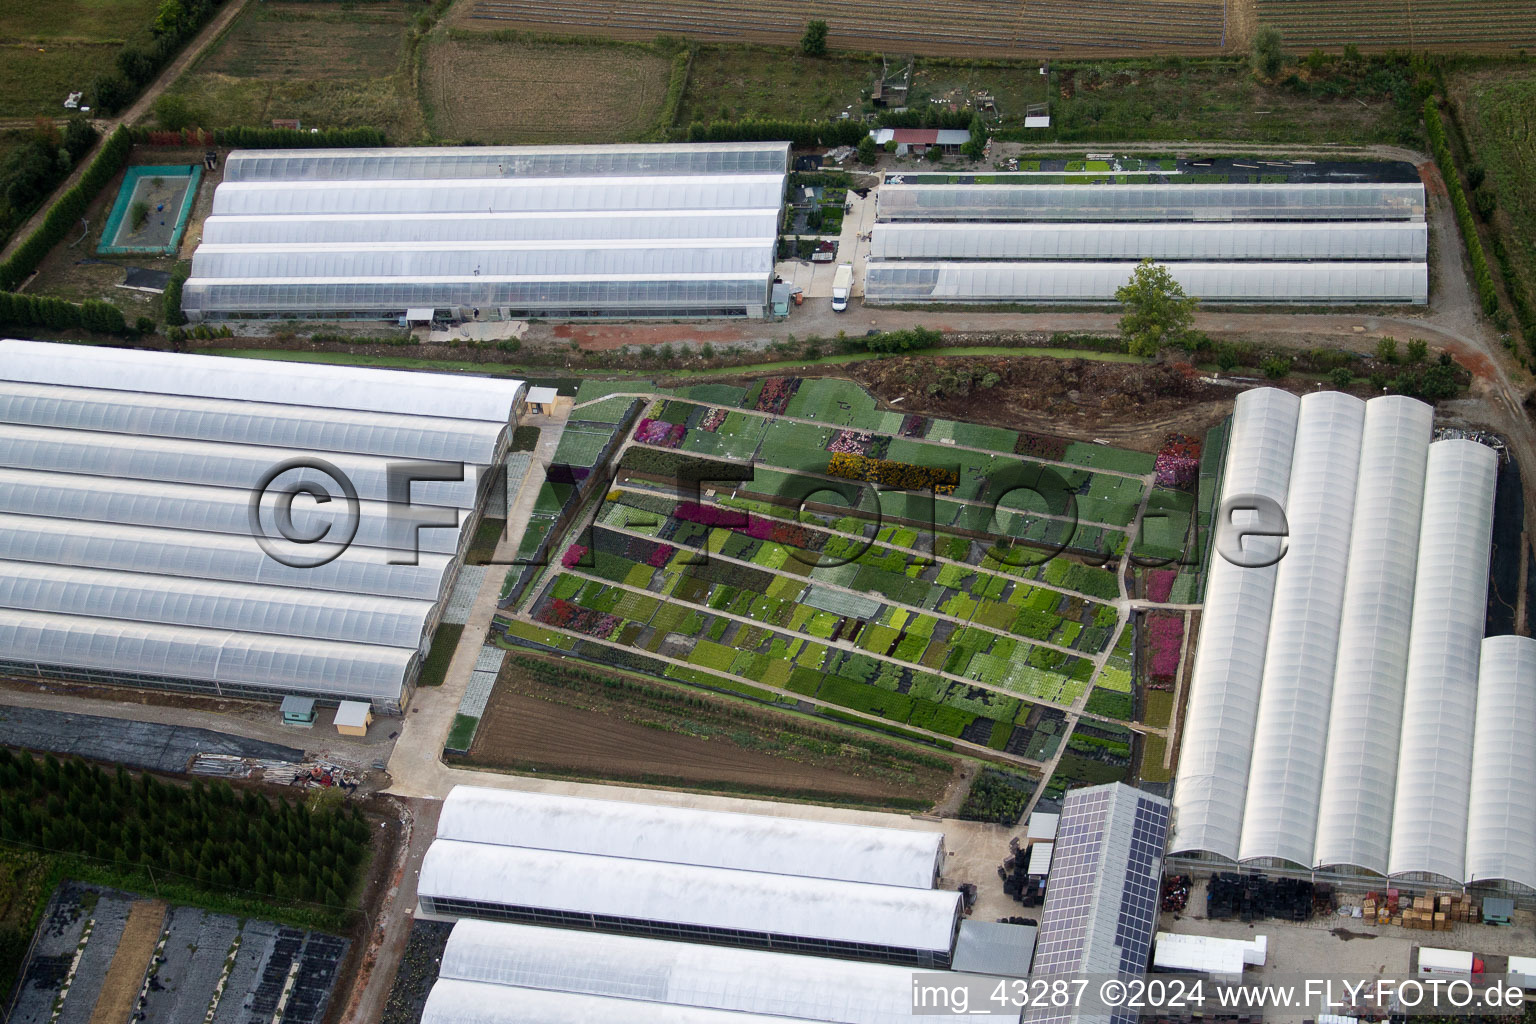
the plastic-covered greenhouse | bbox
[1388,439,1499,883]
[433,918,944,1022]
[435,786,945,889]
[869,221,1429,261]
[1313,397,1434,875]
[0,340,526,710]
[862,262,1428,304]
[421,982,831,1024]
[188,145,789,321]
[1238,392,1366,866]
[1465,636,1536,893]
[875,182,1425,222]
[1170,388,1300,862]
[1170,398,1519,887]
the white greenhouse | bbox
[1313,396,1434,874]
[1170,395,1518,888]
[434,918,950,1023]
[421,981,831,1024]
[861,262,1428,305]
[1387,439,1499,883]
[1464,636,1536,893]
[0,339,526,710]
[875,182,1425,222]
[434,786,945,888]
[1170,388,1301,861]
[186,143,790,322]
[1238,392,1366,866]
[869,222,1429,262]
[416,840,963,967]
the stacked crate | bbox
[1364,891,1480,930]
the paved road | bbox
[0,0,252,266]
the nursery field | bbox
[1252,0,1536,52]
[500,378,1209,802]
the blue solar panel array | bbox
[1113,798,1170,976]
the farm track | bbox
[459,0,1225,56]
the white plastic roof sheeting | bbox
[0,423,484,509]
[875,182,1425,222]
[222,142,791,182]
[421,980,830,1024]
[0,380,506,465]
[1464,636,1536,891]
[211,176,787,217]
[870,221,1428,261]
[0,469,463,556]
[189,240,775,281]
[438,919,948,1024]
[202,210,783,246]
[435,787,943,889]
[418,840,963,954]
[1238,392,1365,866]
[0,511,452,602]
[1388,440,1498,881]
[1313,397,1434,873]
[0,339,525,424]
[1170,387,1301,859]
[0,608,413,700]
[0,561,433,650]
[862,262,1428,304]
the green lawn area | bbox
[418,622,464,687]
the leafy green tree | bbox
[1375,336,1399,363]
[856,134,877,165]
[1405,338,1428,363]
[800,19,828,56]
[1215,345,1239,373]
[1328,367,1354,389]
[1115,259,1198,357]
[1252,25,1285,79]
[1261,355,1292,379]
[961,114,987,162]
[924,143,944,163]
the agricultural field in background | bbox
[678,48,877,124]
[158,1,423,140]
[1448,65,1536,345]
[499,377,1211,805]
[422,36,673,143]
[0,0,160,117]
[1252,0,1536,52]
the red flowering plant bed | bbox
[537,598,621,639]
[1154,432,1202,489]
[753,377,799,415]
[1145,568,1176,603]
[827,429,874,455]
[899,414,929,438]
[1145,611,1184,687]
[698,408,728,432]
[646,543,676,567]
[635,418,686,448]
[674,502,817,550]
[560,544,589,569]
[1015,431,1068,461]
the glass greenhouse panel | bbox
[1313,397,1434,874]
[222,142,791,183]
[0,607,413,700]
[1464,635,1536,892]
[862,262,1428,304]
[211,176,787,217]
[202,209,783,246]
[870,221,1428,261]
[875,183,1425,222]
[0,380,506,465]
[0,562,433,650]
[1387,440,1498,882]
[1171,388,1301,859]
[1238,392,1366,867]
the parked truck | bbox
[831,263,853,311]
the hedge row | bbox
[0,291,126,334]
[214,126,387,149]
[1424,99,1497,317]
[0,126,133,291]
[681,119,867,147]
[91,0,226,115]
[164,261,190,326]
[652,51,692,139]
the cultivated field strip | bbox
[1254,0,1536,51]
[462,0,1225,56]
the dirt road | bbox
[0,0,250,265]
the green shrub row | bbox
[652,50,692,139]
[681,118,867,148]
[0,290,126,334]
[0,126,132,291]
[90,0,224,114]
[1424,99,1497,317]
[164,260,190,326]
[214,126,388,149]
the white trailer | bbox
[831,263,853,311]
[1416,947,1475,977]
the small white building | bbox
[1152,932,1267,978]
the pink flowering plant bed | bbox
[1145,611,1184,686]
[634,418,685,448]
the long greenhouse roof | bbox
[435,786,944,888]
[222,141,791,182]
[201,209,783,246]
[418,839,963,953]
[421,981,831,1024]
